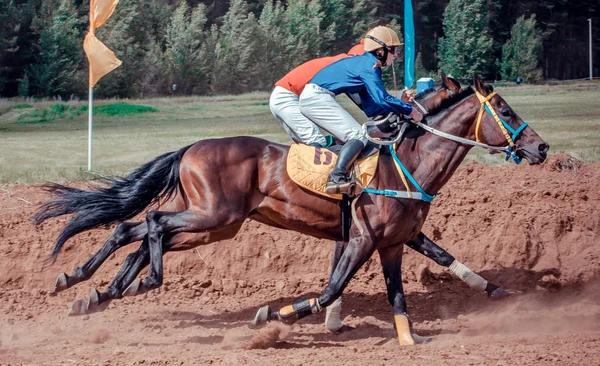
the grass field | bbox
[1,80,599,185]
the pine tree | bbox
[211,0,262,94]
[138,40,166,98]
[438,0,493,81]
[280,0,334,65]
[499,15,543,82]
[94,0,144,98]
[316,0,375,54]
[29,0,84,97]
[164,2,210,95]
[256,0,287,89]
[0,0,20,96]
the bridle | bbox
[474,91,529,164]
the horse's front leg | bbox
[406,232,510,298]
[379,243,431,346]
[252,235,376,327]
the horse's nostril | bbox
[538,143,549,153]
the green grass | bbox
[12,103,33,109]
[95,102,157,116]
[0,80,599,185]
[17,103,88,124]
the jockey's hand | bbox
[409,108,423,123]
[401,89,415,103]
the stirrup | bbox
[325,181,356,195]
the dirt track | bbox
[1,154,600,365]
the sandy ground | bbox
[1,154,599,365]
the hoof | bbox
[123,278,142,297]
[53,273,70,294]
[330,325,354,334]
[412,333,433,344]
[88,288,100,306]
[68,299,87,316]
[86,289,110,313]
[250,305,272,329]
[487,286,511,300]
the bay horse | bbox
[36,73,503,323]
[34,75,548,345]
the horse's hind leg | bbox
[406,232,509,298]
[54,221,146,294]
[140,209,247,294]
[69,238,151,316]
[324,241,349,333]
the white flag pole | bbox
[88,86,93,171]
[590,18,593,81]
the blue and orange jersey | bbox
[274,54,348,96]
[274,43,365,96]
[309,52,412,117]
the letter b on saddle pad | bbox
[286,144,379,199]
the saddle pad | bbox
[286,144,380,200]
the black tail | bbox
[33,144,193,261]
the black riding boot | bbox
[325,139,364,195]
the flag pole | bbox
[404,0,415,90]
[590,18,593,81]
[88,86,93,171]
[87,0,94,172]
[83,0,121,172]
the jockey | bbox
[299,26,418,195]
[269,40,366,148]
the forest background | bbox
[0,0,598,99]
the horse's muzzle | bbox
[516,141,549,164]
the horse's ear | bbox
[449,77,461,92]
[473,75,488,96]
[443,72,461,94]
[441,71,448,87]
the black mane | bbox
[414,88,437,101]
[425,87,475,117]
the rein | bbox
[411,89,529,162]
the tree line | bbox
[0,0,597,99]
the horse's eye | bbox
[501,108,511,118]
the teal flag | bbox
[404,0,415,88]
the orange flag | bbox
[92,0,119,28]
[84,0,121,87]
[84,33,122,87]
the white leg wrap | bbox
[449,260,488,292]
[325,297,343,332]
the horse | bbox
[36,73,504,324]
[34,75,548,345]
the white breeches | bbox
[299,84,367,145]
[269,86,327,147]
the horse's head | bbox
[472,75,549,164]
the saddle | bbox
[286,114,409,200]
[286,144,380,200]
